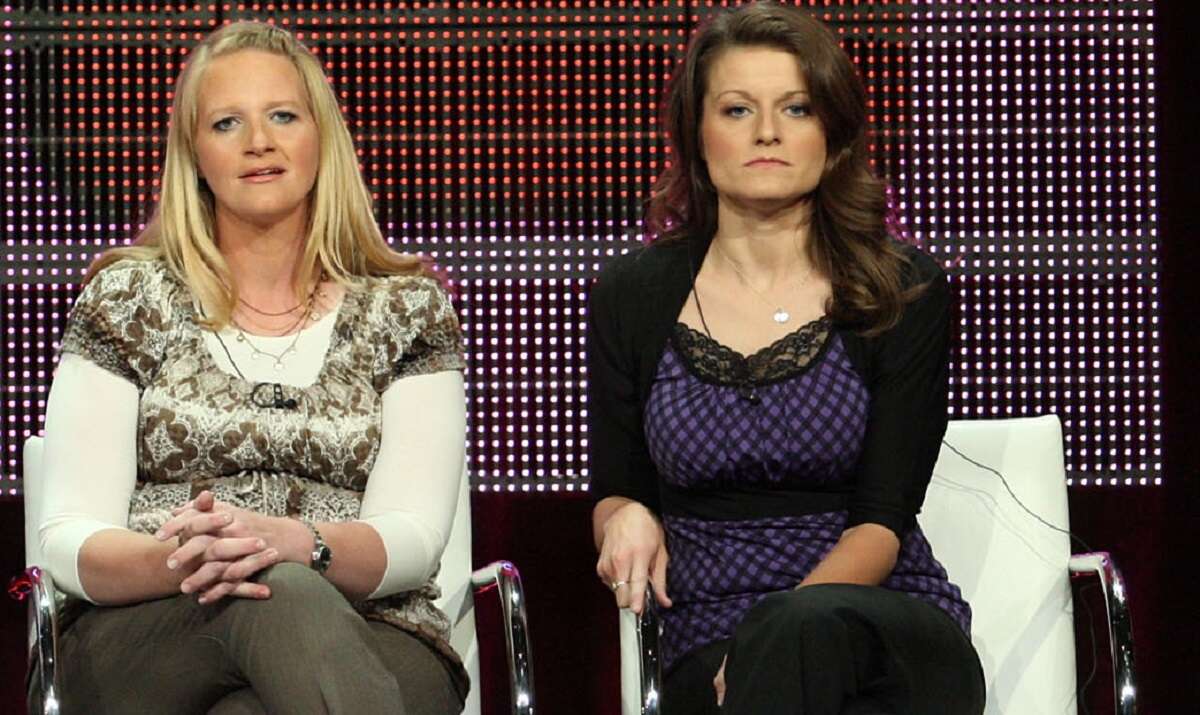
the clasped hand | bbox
[154,490,284,604]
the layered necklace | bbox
[212,284,324,375]
[713,238,814,325]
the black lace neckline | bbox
[671,316,833,389]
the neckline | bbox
[216,296,343,342]
[669,316,836,390]
[193,287,355,388]
[676,315,831,363]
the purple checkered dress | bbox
[644,319,971,672]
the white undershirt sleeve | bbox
[359,369,466,598]
[39,354,141,602]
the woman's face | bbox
[193,49,319,232]
[699,45,827,213]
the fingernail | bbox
[167,559,178,570]
[256,539,266,549]
[197,595,207,604]
[180,583,191,594]
[154,530,165,540]
[265,548,279,559]
[223,513,234,524]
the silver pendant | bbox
[773,308,790,324]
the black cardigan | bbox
[585,233,953,537]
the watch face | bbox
[314,543,333,573]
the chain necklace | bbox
[211,327,301,410]
[237,281,319,319]
[238,296,305,317]
[714,240,814,325]
[231,293,323,371]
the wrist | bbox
[289,517,332,574]
[280,516,316,565]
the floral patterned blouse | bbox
[59,258,468,690]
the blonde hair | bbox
[87,21,427,328]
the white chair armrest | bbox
[617,587,663,715]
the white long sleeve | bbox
[40,319,466,602]
[361,369,466,597]
[39,354,140,602]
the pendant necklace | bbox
[232,288,323,371]
[714,241,813,325]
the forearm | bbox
[262,517,387,602]
[592,495,637,551]
[354,370,463,598]
[77,529,187,605]
[799,523,900,588]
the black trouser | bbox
[663,584,985,715]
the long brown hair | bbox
[85,21,430,329]
[646,1,922,334]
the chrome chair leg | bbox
[472,561,536,715]
[1070,551,1138,715]
[9,566,62,715]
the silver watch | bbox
[303,522,333,574]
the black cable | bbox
[1075,581,1101,715]
[940,438,1102,710]
[939,438,1096,555]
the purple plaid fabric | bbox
[645,328,869,490]
[643,329,972,672]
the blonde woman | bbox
[38,22,468,713]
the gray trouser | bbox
[56,563,465,714]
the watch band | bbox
[301,521,333,574]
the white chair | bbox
[619,416,1137,715]
[12,435,535,715]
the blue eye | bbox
[271,110,298,124]
[212,117,238,132]
[785,104,813,117]
[723,105,751,118]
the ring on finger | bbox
[609,580,629,592]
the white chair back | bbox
[921,416,1077,714]
[23,437,45,569]
[23,435,484,715]
[434,466,482,715]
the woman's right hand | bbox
[595,498,673,615]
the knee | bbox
[253,563,349,623]
[747,584,865,633]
